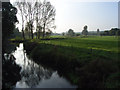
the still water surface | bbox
[12,43,77,88]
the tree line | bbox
[15,0,56,39]
[63,25,120,37]
[101,28,120,36]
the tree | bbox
[103,31,109,36]
[82,25,88,36]
[109,28,119,36]
[37,25,42,39]
[34,0,42,39]
[116,29,120,36]
[22,1,31,39]
[42,0,56,38]
[97,29,100,36]
[2,2,22,88]
[15,0,36,39]
[46,29,52,37]
[11,27,22,38]
[15,0,56,39]
[62,32,65,36]
[15,0,26,39]
[101,28,120,36]
[68,29,75,36]
[2,1,18,55]
[2,2,18,40]
[27,1,37,39]
[76,33,80,36]
[25,22,30,38]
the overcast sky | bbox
[10,0,119,33]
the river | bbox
[11,43,77,88]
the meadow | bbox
[27,36,119,60]
[42,36,119,53]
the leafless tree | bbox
[15,0,26,39]
[42,0,56,38]
[22,0,31,39]
[34,0,42,39]
[27,1,36,39]
[15,0,56,39]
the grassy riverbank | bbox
[12,36,120,88]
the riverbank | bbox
[11,36,120,88]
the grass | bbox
[13,35,120,88]
[12,36,119,53]
[12,35,119,66]
[42,36,119,53]
[27,36,119,60]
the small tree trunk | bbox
[38,30,40,39]
[43,23,45,38]
[22,28,25,40]
[35,28,37,39]
[28,31,30,39]
[30,23,33,39]
[22,15,25,40]
[31,30,33,39]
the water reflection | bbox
[3,52,21,88]
[13,43,77,88]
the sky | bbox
[10,0,119,33]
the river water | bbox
[12,43,77,88]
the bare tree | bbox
[34,0,42,39]
[17,0,37,39]
[42,0,56,38]
[22,0,31,39]
[27,2,35,39]
[15,0,56,39]
[15,0,26,39]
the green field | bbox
[12,36,119,60]
[26,36,119,60]
[12,36,120,60]
[41,36,119,53]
